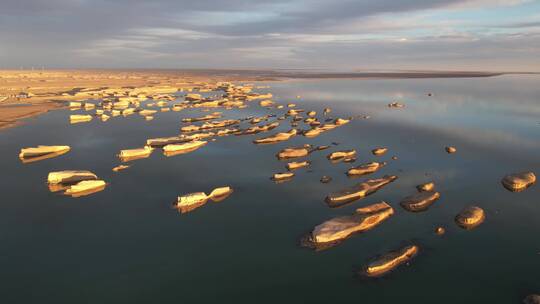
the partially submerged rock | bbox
[253,129,297,144]
[19,145,70,159]
[19,145,70,163]
[325,175,398,207]
[163,140,207,156]
[416,182,435,192]
[272,172,294,182]
[176,186,233,213]
[501,172,536,192]
[435,226,446,235]
[208,186,233,202]
[320,176,332,183]
[445,146,457,154]
[327,150,356,161]
[400,191,441,212]
[64,180,106,197]
[47,170,98,184]
[362,245,419,277]
[372,147,388,156]
[347,162,386,176]
[112,165,130,172]
[276,146,310,160]
[70,114,93,124]
[307,201,394,248]
[388,102,404,108]
[455,206,485,229]
[286,160,310,170]
[118,146,153,162]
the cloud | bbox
[0,0,538,69]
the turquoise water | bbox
[0,75,538,303]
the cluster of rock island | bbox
[16,79,537,298]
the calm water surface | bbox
[0,75,539,303]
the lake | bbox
[1,75,538,303]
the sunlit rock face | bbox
[308,201,394,248]
[501,172,536,192]
[325,175,397,207]
[455,206,485,230]
[362,244,419,277]
[400,191,441,212]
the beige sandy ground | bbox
[0,69,503,130]
[0,69,262,130]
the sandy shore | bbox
[0,69,505,130]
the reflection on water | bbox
[0,75,538,303]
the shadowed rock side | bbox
[47,170,98,184]
[362,244,419,277]
[501,172,536,192]
[325,175,398,207]
[400,191,441,212]
[455,206,485,229]
[304,201,394,250]
[19,145,70,160]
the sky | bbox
[0,0,539,71]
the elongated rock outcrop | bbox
[286,160,310,170]
[118,146,153,162]
[347,162,386,176]
[308,201,394,247]
[362,245,419,277]
[327,150,356,161]
[19,145,71,159]
[400,191,440,212]
[64,180,106,197]
[254,129,297,144]
[47,170,98,184]
[501,172,536,192]
[325,175,398,207]
[163,140,207,154]
[276,146,310,160]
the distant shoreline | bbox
[0,69,536,131]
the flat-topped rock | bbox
[372,147,388,156]
[417,182,435,192]
[65,180,106,197]
[309,201,394,247]
[163,140,207,155]
[118,146,153,162]
[363,245,419,277]
[325,175,398,207]
[501,172,536,192]
[347,162,386,176]
[272,172,294,182]
[47,170,98,184]
[19,145,70,159]
[254,129,297,144]
[327,149,356,161]
[400,191,441,212]
[455,206,485,229]
[276,146,310,160]
[286,160,310,170]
